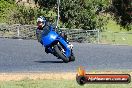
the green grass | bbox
[100,19,132,45]
[104,19,132,32]
[0,79,131,88]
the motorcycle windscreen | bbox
[42,31,59,46]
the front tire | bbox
[70,55,75,61]
[70,51,75,61]
[54,45,69,63]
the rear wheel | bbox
[54,44,69,63]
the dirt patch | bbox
[0,72,76,81]
[0,71,131,81]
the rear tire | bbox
[54,45,69,63]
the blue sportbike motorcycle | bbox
[41,25,75,63]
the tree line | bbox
[0,0,131,30]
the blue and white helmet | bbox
[37,16,46,26]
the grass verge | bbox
[101,19,132,45]
[0,79,131,88]
[0,71,131,88]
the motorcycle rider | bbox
[36,16,73,52]
[36,16,48,45]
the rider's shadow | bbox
[34,60,64,63]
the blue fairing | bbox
[58,37,71,57]
[41,25,71,58]
[41,26,58,46]
[42,31,58,46]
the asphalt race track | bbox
[0,38,132,72]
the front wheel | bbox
[70,55,75,61]
[54,44,69,63]
[69,51,75,61]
